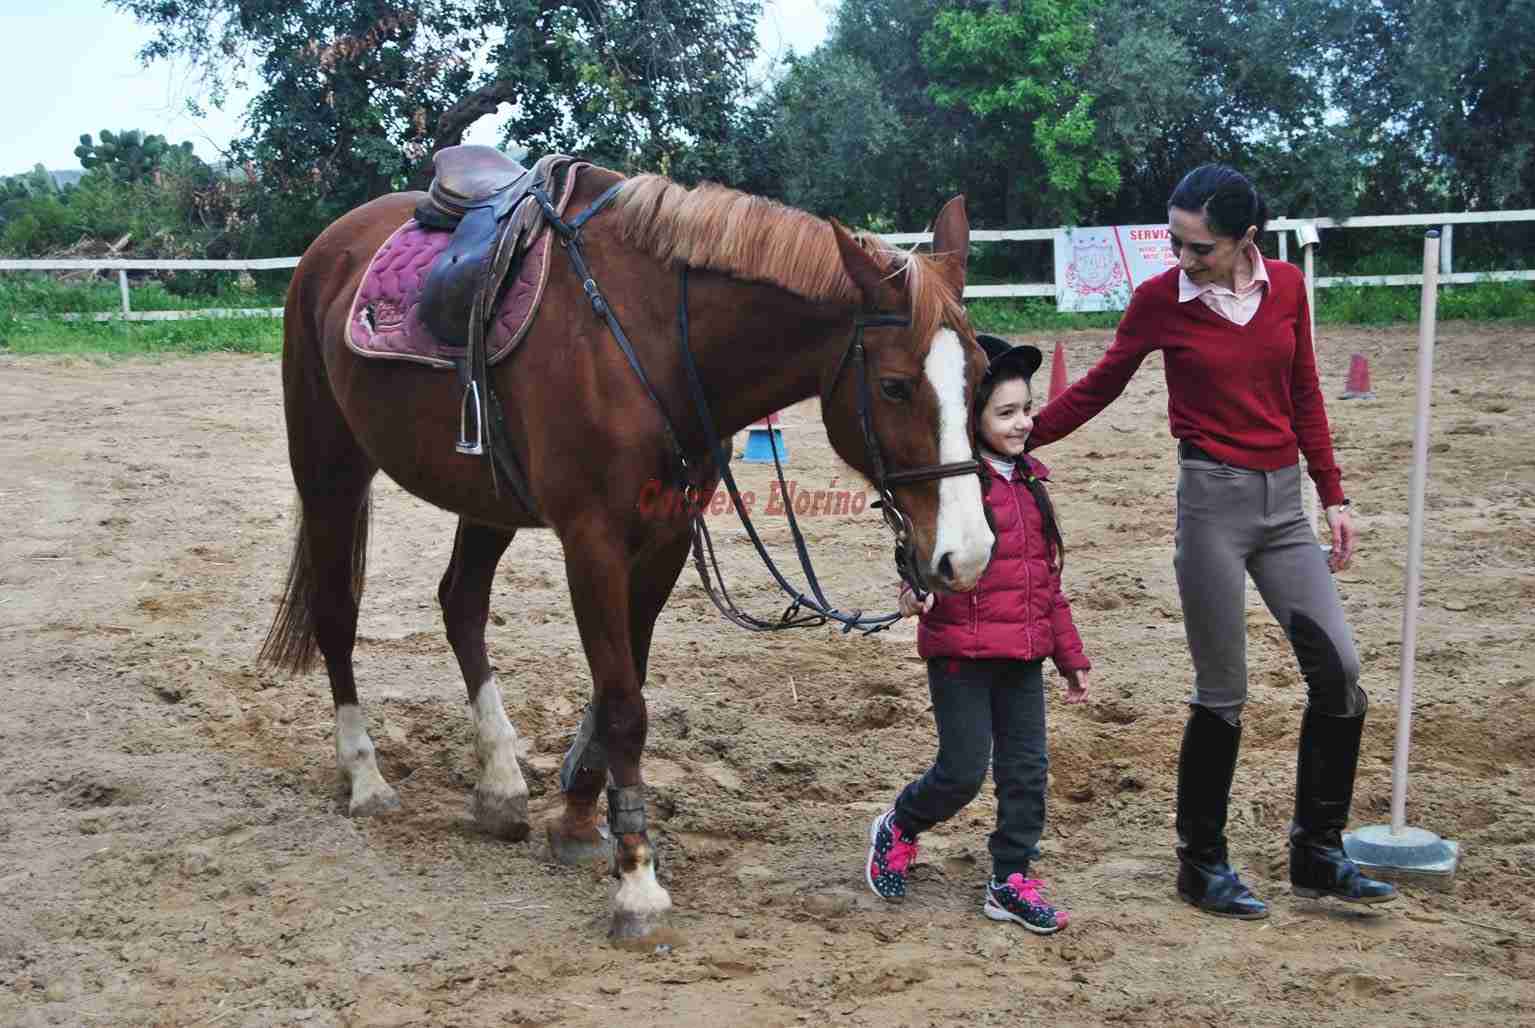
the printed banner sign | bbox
[1055,224,1179,312]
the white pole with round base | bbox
[1342,230,1460,889]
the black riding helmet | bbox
[975,333,1043,381]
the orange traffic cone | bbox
[1049,341,1069,399]
[1341,353,1375,400]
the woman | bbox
[1028,164,1396,919]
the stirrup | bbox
[456,380,484,455]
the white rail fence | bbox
[1,210,1531,320]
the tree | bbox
[921,0,1116,225]
[767,51,903,224]
[1332,0,1535,213]
[820,0,977,228]
[112,0,765,251]
[1083,0,1364,227]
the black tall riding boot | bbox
[1176,705,1268,919]
[1290,703,1398,903]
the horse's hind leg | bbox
[310,484,399,818]
[438,518,530,840]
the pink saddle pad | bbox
[345,167,588,368]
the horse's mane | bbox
[609,175,963,348]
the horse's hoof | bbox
[472,786,531,841]
[349,785,401,818]
[546,819,613,866]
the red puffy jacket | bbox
[913,455,1090,672]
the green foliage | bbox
[1316,281,1535,325]
[0,273,286,315]
[922,1,1116,223]
[0,315,282,357]
[1331,1,1535,213]
[74,130,195,183]
[768,51,903,222]
[113,0,765,250]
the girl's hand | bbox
[1063,668,1090,704]
[1325,505,1357,572]
[898,588,935,618]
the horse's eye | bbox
[880,378,914,403]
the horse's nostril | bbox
[938,553,955,582]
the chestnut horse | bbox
[260,163,994,938]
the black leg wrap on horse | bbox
[1175,705,1269,919]
[559,704,609,793]
[607,785,647,836]
[1290,699,1398,904]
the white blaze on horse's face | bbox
[924,329,993,590]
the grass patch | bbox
[0,316,282,356]
[0,272,288,316]
[1318,280,1535,325]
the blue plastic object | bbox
[741,427,788,463]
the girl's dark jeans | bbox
[893,657,1048,881]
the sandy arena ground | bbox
[1,321,1532,1027]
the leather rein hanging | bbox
[530,185,980,634]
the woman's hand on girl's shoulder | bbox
[1063,668,1090,704]
[898,587,935,618]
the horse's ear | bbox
[831,218,889,304]
[930,195,970,297]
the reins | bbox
[529,184,979,634]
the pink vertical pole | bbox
[1391,230,1440,835]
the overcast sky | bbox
[0,0,833,177]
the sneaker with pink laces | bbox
[866,808,920,899]
[984,873,1069,934]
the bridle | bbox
[826,312,983,597]
[531,182,979,632]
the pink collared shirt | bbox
[1178,243,1269,326]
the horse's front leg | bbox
[439,518,530,840]
[560,526,678,939]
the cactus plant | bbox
[74,130,195,183]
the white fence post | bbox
[118,270,131,316]
[1439,224,1453,277]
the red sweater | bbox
[1029,263,1345,507]
[914,456,1090,672]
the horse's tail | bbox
[257,494,370,673]
[258,237,373,674]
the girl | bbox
[1027,164,1396,918]
[865,334,1090,935]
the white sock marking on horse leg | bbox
[470,677,530,837]
[472,677,528,798]
[926,329,994,588]
[615,856,672,928]
[335,703,398,816]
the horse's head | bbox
[822,197,993,594]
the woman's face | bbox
[1168,206,1255,288]
[978,377,1034,458]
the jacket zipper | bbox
[1011,476,1034,655]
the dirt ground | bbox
[2,320,1533,1028]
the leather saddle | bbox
[414,146,573,352]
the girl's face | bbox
[1168,206,1256,289]
[978,377,1034,458]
